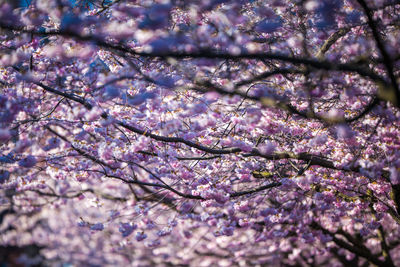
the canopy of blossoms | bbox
[0,0,399,266]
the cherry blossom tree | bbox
[0,0,400,266]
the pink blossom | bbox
[259,142,276,155]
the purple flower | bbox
[221,226,234,236]
[179,202,194,213]
[260,208,277,217]
[390,167,400,185]
[119,223,137,237]
[368,221,380,230]
[336,124,354,139]
[157,227,172,237]
[0,153,15,164]
[43,137,60,151]
[258,142,276,155]
[0,110,16,124]
[18,155,37,168]
[0,170,10,184]
[182,230,192,239]
[359,227,369,237]
[309,135,328,146]
[14,140,32,153]
[85,107,103,121]
[74,130,88,141]
[235,140,253,152]
[143,219,156,229]
[124,92,156,106]
[136,232,147,241]
[90,223,104,231]
[146,239,161,248]
[77,221,88,227]
[213,191,229,204]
